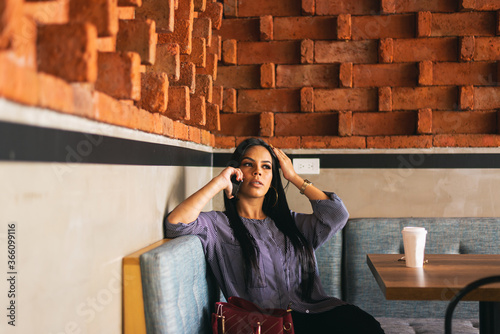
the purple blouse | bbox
[165,192,349,313]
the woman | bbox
[166,138,384,334]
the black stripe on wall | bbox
[0,121,212,166]
[214,152,500,169]
[2,121,500,168]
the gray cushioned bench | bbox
[128,218,500,333]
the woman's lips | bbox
[249,180,263,187]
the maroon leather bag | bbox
[212,296,294,334]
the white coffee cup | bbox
[402,227,427,268]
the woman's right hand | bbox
[218,167,243,199]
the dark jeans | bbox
[291,305,385,334]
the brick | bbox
[218,18,260,42]
[37,23,98,83]
[380,0,395,13]
[222,0,237,18]
[260,15,273,41]
[118,6,136,20]
[260,63,275,88]
[474,87,500,110]
[338,111,353,136]
[434,62,497,86]
[274,17,337,41]
[474,37,500,61]
[392,87,458,111]
[419,61,433,86]
[181,37,206,68]
[275,113,338,136]
[0,0,23,49]
[460,36,475,61]
[433,111,497,134]
[460,0,476,11]
[238,0,301,17]
[393,38,458,62]
[276,64,339,88]
[216,65,260,89]
[267,136,301,149]
[136,0,175,33]
[337,14,351,40]
[302,0,315,15]
[378,38,393,63]
[353,63,418,88]
[167,86,190,120]
[69,0,118,37]
[300,87,314,112]
[219,114,260,136]
[118,0,142,7]
[259,112,274,137]
[37,72,74,113]
[498,11,500,36]
[316,0,379,15]
[0,54,39,106]
[352,14,415,40]
[151,112,164,135]
[24,1,69,24]
[117,19,157,65]
[176,0,194,21]
[212,85,223,109]
[136,106,156,133]
[193,17,212,48]
[215,135,236,148]
[301,39,314,64]
[158,19,192,54]
[171,62,195,93]
[200,129,214,146]
[96,51,141,100]
[223,88,237,112]
[378,87,392,112]
[315,40,378,64]
[222,39,237,65]
[353,111,416,136]
[187,95,206,126]
[71,83,95,118]
[208,34,221,61]
[194,0,206,12]
[206,103,220,131]
[196,53,217,80]
[434,134,500,147]
[147,43,180,81]
[339,62,353,88]
[238,89,300,113]
[417,11,432,37]
[417,108,432,134]
[473,0,500,10]
[386,0,457,13]
[238,41,301,65]
[97,37,116,52]
[301,136,366,149]
[194,74,212,103]
[173,121,189,141]
[93,91,129,127]
[198,2,223,30]
[432,12,496,37]
[368,136,432,149]
[160,114,174,137]
[139,72,169,113]
[315,88,378,112]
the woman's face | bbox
[238,145,274,200]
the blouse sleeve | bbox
[292,192,349,250]
[164,211,219,252]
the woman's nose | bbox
[253,169,261,175]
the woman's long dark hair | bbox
[223,138,316,301]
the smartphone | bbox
[230,175,242,197]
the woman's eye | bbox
[263,164,271,169]
[242,162,252,167]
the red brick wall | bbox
[2,1,500,149]
[214,0,500,149]
[0,0,223,147]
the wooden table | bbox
[367,254,500,334]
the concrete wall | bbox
[0,99,213,333]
